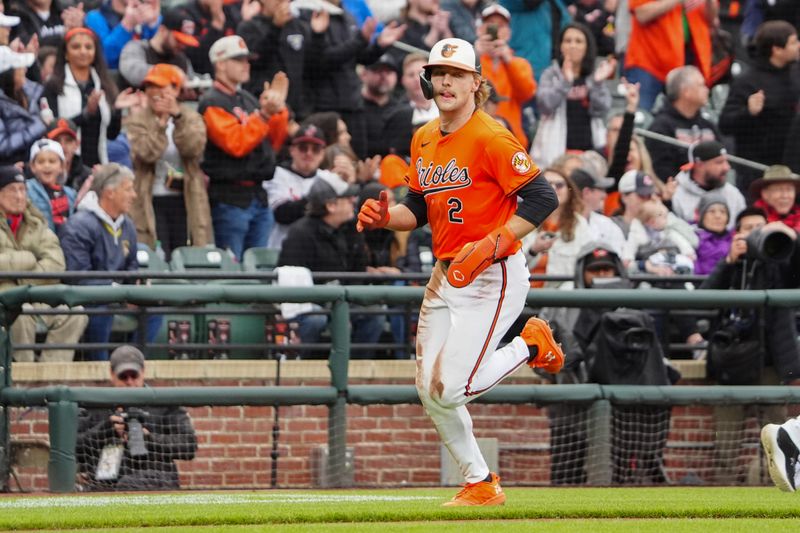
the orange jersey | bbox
[407,109,540,261]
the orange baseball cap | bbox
[143,63,186,88]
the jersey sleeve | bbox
[483,131,540,197]
[405,129,423,194]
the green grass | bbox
[3,488,800,531]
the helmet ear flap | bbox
[419,69,434,100]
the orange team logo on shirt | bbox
[511,152,532,174]
[441,44,458,58]
[416,157,471,195]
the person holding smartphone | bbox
[473,4,536,147]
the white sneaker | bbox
[761,423,799,492]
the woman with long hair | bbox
[0,47,46,165]
[522,168,592,287]
[531,22,615,168]
[43,28,135,166]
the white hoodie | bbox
[671,170,745,230]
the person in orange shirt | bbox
[624,0,716,111]
[357,37,563,506]
[474,4,536,147]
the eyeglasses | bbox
[294,143,323,154]
[116,371,140,382]
[547,181,567,190]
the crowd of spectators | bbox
[1,0,800,366]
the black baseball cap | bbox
[366,53,399,72]
[0,165,25,191]
[307,173,359,206]
[291,124,326,147]
[584,247,619,271]
[689,140,727,163]
[162,8,200,48]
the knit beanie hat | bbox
[697,191,729,229]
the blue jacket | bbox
[0,92,46,166]
[60,192,138,285]
[500,0,570,83]
[26,179,77,233]
[85,2,160,69]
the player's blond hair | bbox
[474,77,491,108]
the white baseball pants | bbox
[416,250,532,483]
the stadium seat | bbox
[242,247,281,272]
[136,243,170,272]
[169,246,241,273]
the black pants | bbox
[153,195,188,257]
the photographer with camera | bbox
[76,346,197,491]
[700,207,800,484]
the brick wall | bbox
[6,369,785,491]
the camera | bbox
[745,226,795,263]
[486,23,499,41]
[119,407,149,457]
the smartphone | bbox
[486,23,499,41]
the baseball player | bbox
[357,38,564,506]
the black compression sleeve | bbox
[400,189,428,228]
[515,176,558,227]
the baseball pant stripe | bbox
[464,260,508,397]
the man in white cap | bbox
[0,46,46,167]
[356,37,562,506]
[198,34,289,260]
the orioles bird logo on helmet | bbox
[441,44,458,58]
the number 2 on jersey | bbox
[447,197,463,224]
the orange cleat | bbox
[442,472,506,507]
[521,317,564,374]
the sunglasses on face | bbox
[548,181,567,190]
[294,143,323,154]
[117,371,140,382]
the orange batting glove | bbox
[356,190,390,232]
[447,226,516,288]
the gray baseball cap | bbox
[570,168,614,191]
[110,345,145,376]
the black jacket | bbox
[647,101,721,181]
[198,84,277,207]
[9,1,65,48]
[719,59,800,192]
[305,11,385,113]
[362,97,413,158]
[278,216,368,273]
[238,14,323,120]
[42,83,123,168]
[183,0,241,75]
[77,404,197,491]
[700,245,800,383]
